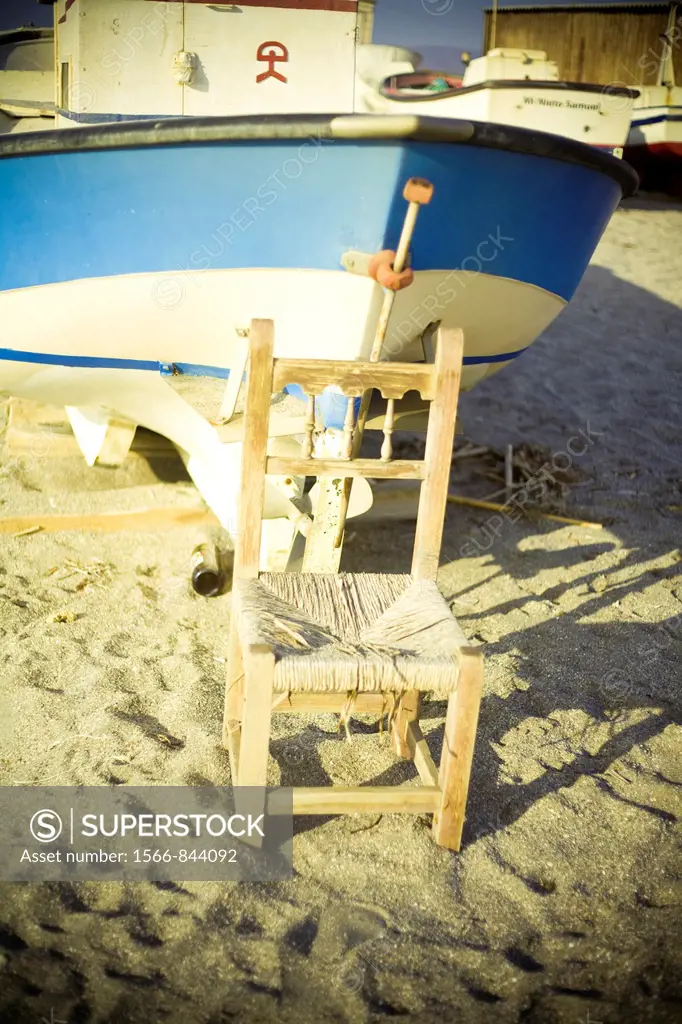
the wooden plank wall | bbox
[483,5,681,86]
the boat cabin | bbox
[462,48,560,87]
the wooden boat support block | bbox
[4,398,177,460]
[65,406,137,468]
[267,786,441,816]
[266,457,425,480]
[301,475,345,574]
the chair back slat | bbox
[272,360,434,401]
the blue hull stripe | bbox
[0,138,621,303]
[0,345,529,373]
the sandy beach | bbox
[1,194,681,1023]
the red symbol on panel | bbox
[256,41,289,83]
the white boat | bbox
[0,27,55,134]
[625,4,682,192]
[355,45,638,156]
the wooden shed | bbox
[482,2,681,86]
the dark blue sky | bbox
[1,0,53,33]
[375,0,490,67]
[2,0,609,70]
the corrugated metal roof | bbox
[483,2,673,11]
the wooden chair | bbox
[223,319,483,851]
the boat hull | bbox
[0,114,635,534]
[0,117,628,369]
[0,268,565,396]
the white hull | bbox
[0,267,564,388]
[0,267,564,533]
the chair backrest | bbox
[233,319,464,583]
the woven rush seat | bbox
[233,572,469,694]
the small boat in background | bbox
[624,4,682,193]
[356,44,638,156]
[0,27,55,134]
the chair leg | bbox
[432,652,483,852]
[237,644,275,788]
[223,625,244,782]
[391,691,421,758]
[235,645,275,850]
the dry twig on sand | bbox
[48,558,115,592]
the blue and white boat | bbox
[0,113,636,544]
[355,45,639,158]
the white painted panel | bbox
[182,5,357,116]
[481,88,633,148]
[76,0,183,117]
[0,269,564,390]
[0,268,563,529]
[55,0,80,126]
[463,50,559,86]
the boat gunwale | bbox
[378,79,640,101]
[0,112,639,195]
